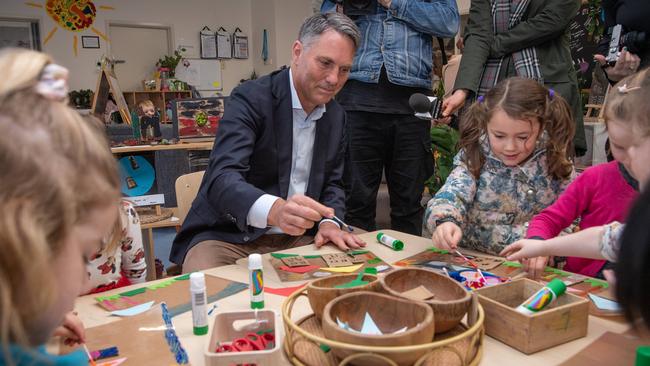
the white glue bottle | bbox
[516,278,566,315]
[190,272,209,335]
[376,232,404,251]
[249,253,265,309]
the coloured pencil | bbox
[82,344,98,366]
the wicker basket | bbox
[282,287,484,366]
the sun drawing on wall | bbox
[25,0,115,56]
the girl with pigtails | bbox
[425,77,575,260]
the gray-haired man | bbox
[172,13,367,271]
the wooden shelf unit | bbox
[122,90,192,123]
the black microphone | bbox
[409,93,442,120]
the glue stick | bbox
[249,253,265,309]
[190,272,208,335]
[516,278,566,315]
[376,232,404,251]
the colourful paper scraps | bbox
[96,296,143,312]
[110,300,155,317]
[264,284,306,297]
[334,273,367,289]
[367,257,382,264]
[350,250,369,255]
[174,273,191,280]
[363,267,377,275]
[119,287,146,297]
[588,293,621,311]
[502,261,523,268]
[319,264,363,273]
[271,253,298,259]
[303,254,322,259]
[97,357,127,366]
[584,278,609,289]
[428,247,450,254]
[278,265,319,274]
[375,265,390,272]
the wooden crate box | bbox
[475,278,589,354]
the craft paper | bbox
[110,301,155,317]
[264,284,306,297]
[312,271,332,277]
[319,264,363,273]
[375,265,390,272]
[278,265,319,274]
[337,313,408,335]
[97,357,127,366]
[588,293,621,311]
[401,285,435,300]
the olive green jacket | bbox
[455,0,586,153]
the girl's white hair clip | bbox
[617,83,641,94]
[35,64,69,101]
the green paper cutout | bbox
[334,273,368,289]
[367,258,382,264]
[271,253,298,259]
[319,344,331,353]
[303,255,322,259]
[350,250,369,255]
[147,279,175,290]
[119,287,147,297]
[428,247,449,254]
[95,294,121,302]
[174,274,191,281]
[363,267,378,275]
[584,278,609,288]
[502,261,523,268]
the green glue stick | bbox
[190,272,209,335]
[516,278,566,315]
[249,253,265,309]
[376,232,404,251]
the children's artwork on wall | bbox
[26,0,113,56]
[171,97,224,141]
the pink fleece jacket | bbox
[526,161,638,277]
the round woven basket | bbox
[282,287,484,366]
[136,206,173,224]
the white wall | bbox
[1,0,254,95]
[1,0,466,93]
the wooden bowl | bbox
[381,268,471,333]
[307,273,381,320]
[322,291,435,365]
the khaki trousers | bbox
[182,234,313,273]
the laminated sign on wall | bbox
[199,26,217,59]
[232,27,249,59]
[216,27,232,59]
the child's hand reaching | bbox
[500,239,548,262]
[432,222,462,250]
[53,311,86,346]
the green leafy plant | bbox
[156,48,186,77]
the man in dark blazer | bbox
[171,13,366,271]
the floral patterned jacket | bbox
[86,200,147,293]
[425,136,574,255]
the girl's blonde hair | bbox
[0,48,120,356]
[605,67,650,137]
[459,77,575,180]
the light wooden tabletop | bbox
[74,230,628,365]
[110,141,213,154]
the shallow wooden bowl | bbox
[381,267,471,333]
[322,291,435,365]
[307,273,381,320]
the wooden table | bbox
[110,141,213,154]
[74,230,629,365]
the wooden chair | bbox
[174,170,205,225]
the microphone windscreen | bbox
[409,93,431,113]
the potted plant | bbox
[156,47,186,78]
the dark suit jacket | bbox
[170,68,347,264]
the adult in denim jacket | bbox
[322,0,459,235]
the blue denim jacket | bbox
[322,0,459,89]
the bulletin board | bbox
[174,58,223,91]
